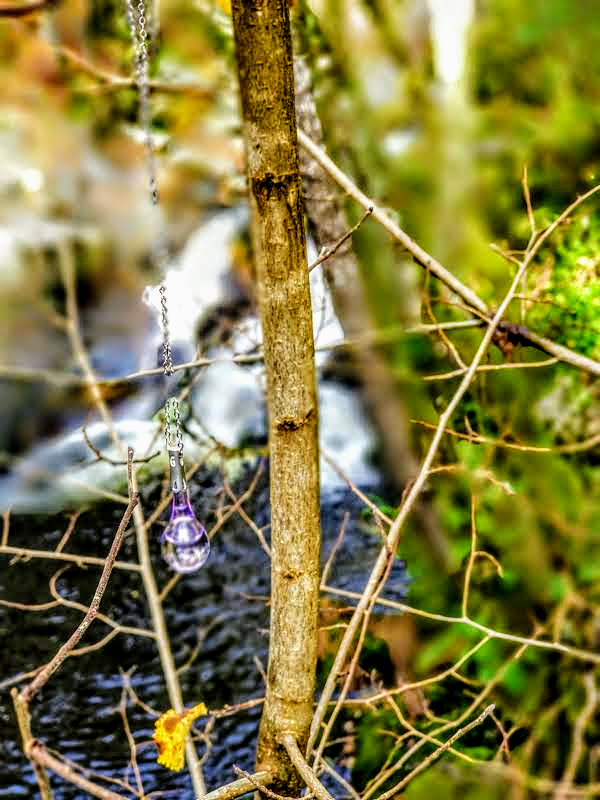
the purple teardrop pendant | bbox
[161,442,210,574]
[161,489,210,574]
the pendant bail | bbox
[168,449,187,494]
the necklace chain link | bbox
[127,1,209,573]
[127,0,177,465]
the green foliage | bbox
[352,708,400,790]
[525,215,600,358]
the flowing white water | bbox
[426,0,475,90]
[1,210,378,511]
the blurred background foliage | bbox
[1,0,599,797]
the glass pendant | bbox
[161,399,210,573]
[161,488,210,574]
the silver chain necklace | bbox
[126,0,209,573]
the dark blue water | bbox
[0,470,407,799]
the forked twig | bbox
[20,449,138,703]
[376,705,496,799]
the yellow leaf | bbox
[153,702,207,771]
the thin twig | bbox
[321,511,349,587]
[118,674,145,799]
[319,758,361,800]
[0,0,57,16]
[555,673,599,800]
[412,419,600,455]
[57,45,215,98]
[202,770,274,800]
[55,511,82,553]
[376,705,496,799]
[27,742,126,800]
[1,510,9,547]
[320,450,393,526]
[279,734,335,800]
[522,165,537,242]
[82,425,159,466]
[297,128,600,378]
[423,356,558,381]
[11,690,53,799]
[0,544,141,571]
[308,206,373,272]
[232,766,300,799]
[346,635,491,709]
[210,696,266,719]
[321,585,600,664]
[20,449,138,703]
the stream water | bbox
[0,473,411,799]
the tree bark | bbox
[230,1,321,793]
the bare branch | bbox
[321,585,600,664]
[278,734,335,800]
[0,544,141,572]
[555,673,599,800]
[412,419,600,455]
[82,426,159,466]
[376,705,496,799]
[0,0,57,17]
[308,206,373,272]
[203,770,274,800]
[232,766,308,799]
[118,674,145,799]
[318,759,361,800]
[20,449,138,703]
[27,742,126,800]
[56,45,215,98]
[423,356,559,382]
[297,128,488,315]
[298,129,600,377]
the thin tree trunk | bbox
[230,1,321,793]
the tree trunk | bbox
[230,1,321,793]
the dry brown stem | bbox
[279,733,335,800]
[297,129,600,378]
[27,742,126,800]
[56,45,215,98]
[20,449,138,703]
[0,0,57,16]
[202,769,274,800]
[376,704,496,799]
